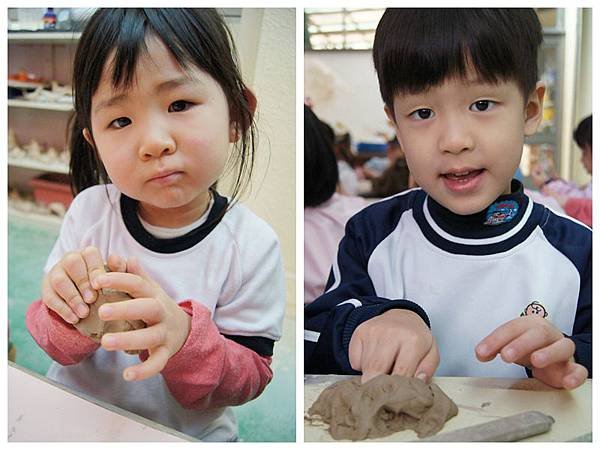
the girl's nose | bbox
[138,127,176,160]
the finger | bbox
[94,271,152,298]
[102,325,166,352]
[360,340,398,384]
[123,345,170,382]
[42,276,79,324]
[391,338,429,378]
[499,326,561,364]
[81,246,106,291]
[107,254,127,273]
[476,318,531,361]
[48,264,89,319]
[126,256,149,279]
[415,339,440,384]
[98,297,162,324]
[530,337,576,369]
[562,362,588,390]
[348,335,364,372]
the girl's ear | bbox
[82,128,94,147]
[229,88,257,143]
[524,82,546,136]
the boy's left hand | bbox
[475,316,588,390]
[93,256,192,382]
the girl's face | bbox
[85,36,235,227]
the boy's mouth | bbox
[442,169,484,181]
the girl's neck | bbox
[137,191,212,228]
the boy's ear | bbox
[229,88,257,143]
[384,104,398,128]
[82,128,94,147]
[523,82,546,136]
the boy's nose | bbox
[138,127,176,160]
[438,117,475,154]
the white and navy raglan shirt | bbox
[305,180,591,379]
[27,184,285,441]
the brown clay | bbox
[74,288,146,355]
[308,374,458,440]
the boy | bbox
[304,9,591,390]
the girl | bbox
[26,8,285,441]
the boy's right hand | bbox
[349,309,439,384]
[42,246,111,324]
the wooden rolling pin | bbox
[420,411,554,442]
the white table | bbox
[305,375,592,442]
[8,362,194,441]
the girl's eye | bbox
[169,100,193,113]
[409,108,434,121]
[470,100,496,112]
[109,117,131,129]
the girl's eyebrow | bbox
[94,76,198,114]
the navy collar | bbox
[120,190,228,254]
[412,180,543,255]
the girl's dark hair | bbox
[305,106,339,207]
[574,115,592,150]
[373,8,543,110]
[69,8,256,207]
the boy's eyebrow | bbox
[94,76,197,114]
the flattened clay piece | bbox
[74,288,146,355]
[308,375,458,440]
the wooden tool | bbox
[420,410,554,442]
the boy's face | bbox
[386,70,544,215]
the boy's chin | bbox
[436,196,491,216]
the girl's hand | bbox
[349,309,439,384]
[476,316,588,389]
[94,257,192,382]
[42,246,111,324]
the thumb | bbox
[126,256,148,279]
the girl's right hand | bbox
[42,246,110,324]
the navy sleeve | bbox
[304,204,430,375]
[541,210,592,377]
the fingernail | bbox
[477,344,488,356]
[103,336,116,347]
[416,372,428,382]
[83,290,95,302]
[68,314,79,324]
[535,352,547,366]
[77,304,88,318]
[124,370,135,381]
[565,377,577,388]
[99,305,112,319]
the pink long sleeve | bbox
[145,300,274,410]
[25,300,100,365]
[564,198,592,228]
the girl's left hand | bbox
[93,256,192,382]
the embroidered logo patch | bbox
[484,200,519,226]
[520,301,548,318]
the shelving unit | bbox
[8,27,78,218]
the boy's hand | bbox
[94,257,192,382]
[349,309,439,384]
[42,246,111,324]
[476,316,588,389]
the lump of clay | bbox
[307,375,458,440]
[74,288,146,355]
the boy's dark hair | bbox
[573,115,592,150]
[305,106,339,208]
[373,8,543,110]
[69,8,256,207]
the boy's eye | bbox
[410,108,434,120]
[470,100,495,112]
[169,100,193,113]
[109,117,131,129]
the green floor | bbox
[8,214,295,442]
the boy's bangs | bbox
[374,9,540,104]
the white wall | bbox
[225,9,296,308]
[305,50,394,144]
